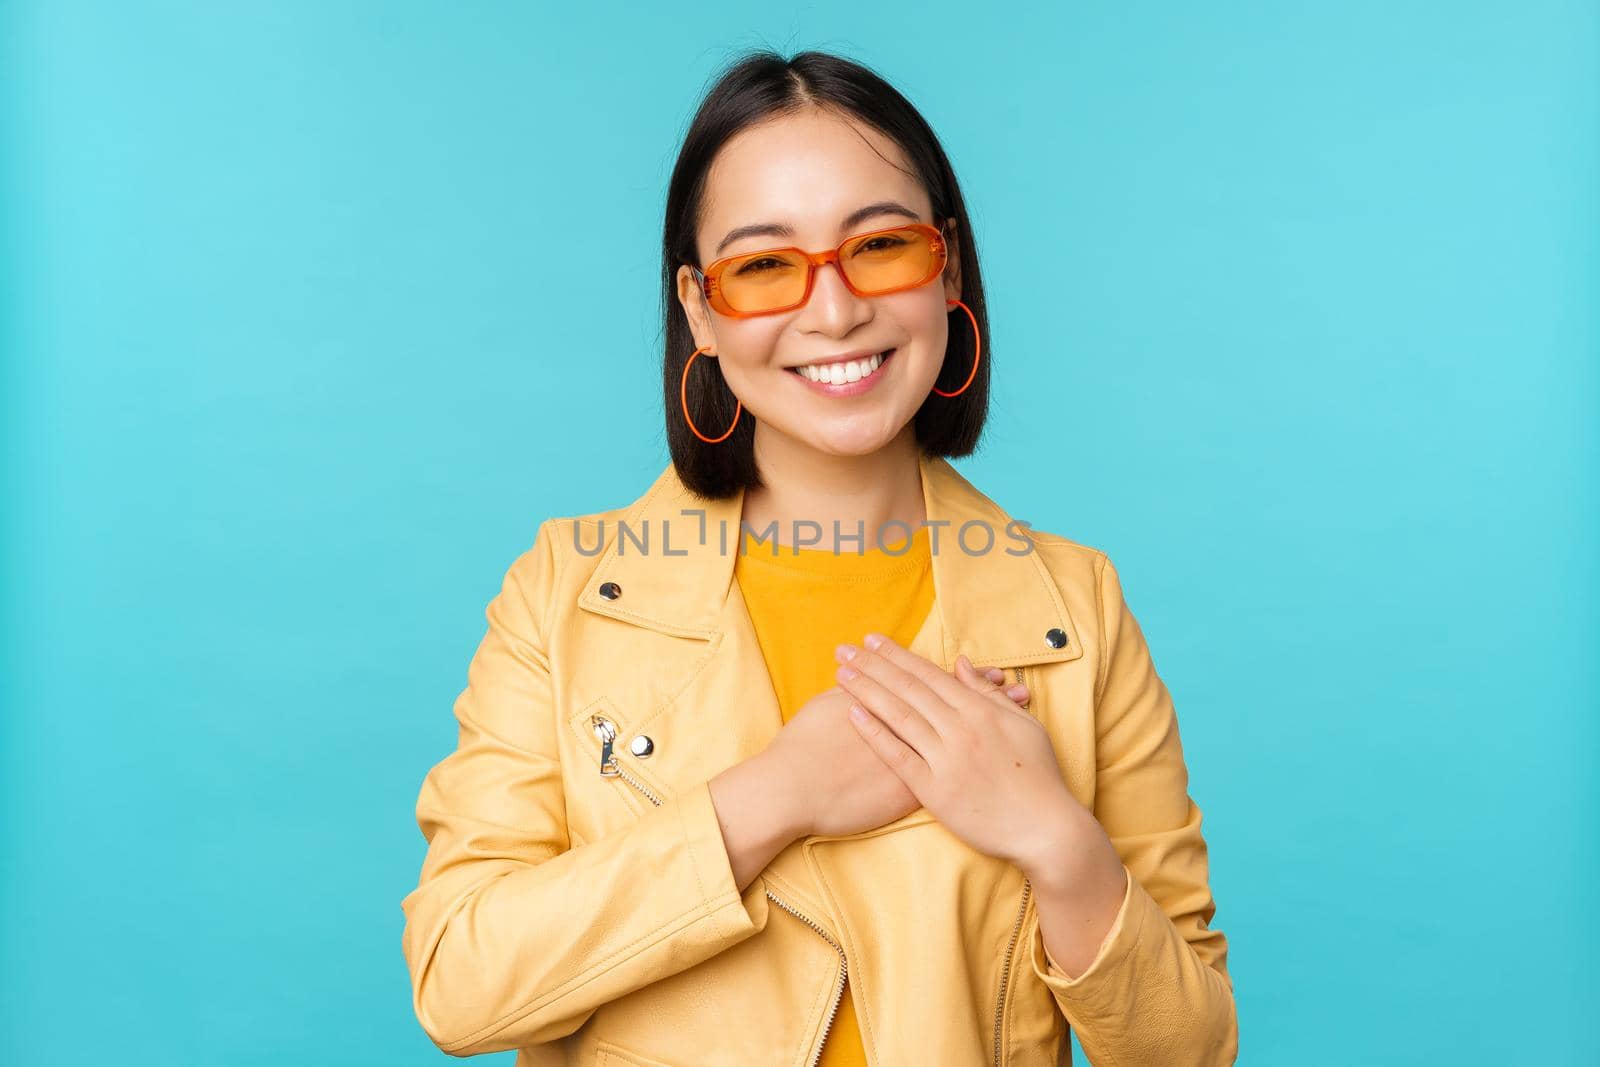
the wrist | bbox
[1015,798,1107,894]
[738,749,811,843]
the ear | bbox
[676,264,717,353]
[940,218,963,304]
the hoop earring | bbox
[932,299,981,398]
[680,345,743,444]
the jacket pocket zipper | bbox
[590,715,663,806]
[993,879,1033,1067]
[588,714,846,1067]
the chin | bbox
[801,425,904,458]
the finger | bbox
[860,632,984,716]
[972,663,1012,691]
[959,657,1008,695]
[839,639,962,738]
[835,657,943,756]
[957,655,1031,708]
[847,702,932,794]
[953,655,1030,703]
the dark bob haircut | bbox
[661,49,990,500]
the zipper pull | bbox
[590,715,619,776]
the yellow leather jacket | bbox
[401,454,1238,1065]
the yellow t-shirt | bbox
[733,524,935,1067]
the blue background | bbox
[3,3,1595,1064]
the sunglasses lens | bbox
[718,248,812,314]
[716,226,943,314]
[840,226,941,294]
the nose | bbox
[798,259,874,336]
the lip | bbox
[787,348,896,398]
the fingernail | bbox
[835,643,858,661]
[863,633,884,651]
[985,668,1004,682]
[1006,684,1028,698]
[837,664,859,681]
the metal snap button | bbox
[629,735,654,758]
[1044,627,1068,648]
[599,581,622,600]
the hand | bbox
[832,633,1086,874]
[764,664,1035,840]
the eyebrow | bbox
[712,200,924,258]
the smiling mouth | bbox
[787,349,895,386]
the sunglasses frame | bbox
[689,219,950,318]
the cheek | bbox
[884,296,952,381]
[713,321,784,386]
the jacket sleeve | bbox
[1025,552,1239,1065]
[399,519,771,1057]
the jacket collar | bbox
[576,453,1083,669]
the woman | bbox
[401,50,1237,1066]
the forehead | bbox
[697,109,932,261]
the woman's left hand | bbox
[833,632,1108,881]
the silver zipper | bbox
[590,715,663,806]
[588,714,846,1067]
[993,879,1033,1067]
[764,888,848,1067]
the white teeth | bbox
[798,350,888,384]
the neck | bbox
[742,427,927,552]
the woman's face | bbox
[675,108,962,459]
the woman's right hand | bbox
[769,665,1032,839]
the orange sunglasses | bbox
[689,219,950,318]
